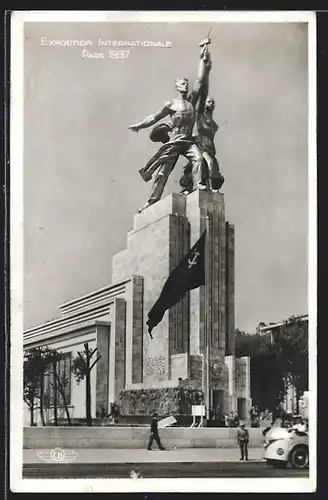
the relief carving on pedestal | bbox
[210,359,228,389]
[145,356,166,377]
[210,360,223,380]
[235,362,246,390]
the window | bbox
[44,352,71,406]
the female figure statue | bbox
[180,54,224,194]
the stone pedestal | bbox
[111,191,250,416]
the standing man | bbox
[233,411,240,428]
[147,413,165,451]
[237,422,249,461]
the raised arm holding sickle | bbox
[128,43,212,212]
[180,37,225,194]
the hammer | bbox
[199,28,212,47]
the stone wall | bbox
[24,426,266,449]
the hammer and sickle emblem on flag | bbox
[188,250,200,269]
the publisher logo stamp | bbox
[37,447,78,464]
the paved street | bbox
[23,461,309,478]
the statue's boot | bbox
[211,173,225,192]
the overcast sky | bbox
[23,20,308,332]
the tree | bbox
[235,315,308,415]
[235,329,271,358]
[23,351,40,426]
[23,347,56,426]
[271,316,308,413]
[71,343,101,426]
[23,347,73,426]
[235,330,285,412]
[46,350,72,426]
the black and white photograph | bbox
[10,10,316,493]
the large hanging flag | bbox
[147,231,206,338]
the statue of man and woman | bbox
[128,38,224,212]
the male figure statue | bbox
[128,45,212,212]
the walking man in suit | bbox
[147,413,165,450]
[237,422,249,460]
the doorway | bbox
[212,390,224,417]
[237,397,247,419]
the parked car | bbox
[263,426,309,469]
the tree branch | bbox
[90,347,98,358]
[89,355,101,372]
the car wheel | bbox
[289,445,309,469]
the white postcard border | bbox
[10,10,317,493]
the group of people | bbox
[203,406,242,428]
[128,41,225,213]
[98,402,120,424]
[250,405,261,427]
[283,415,308,432]
[262,414,308,439]
[207,405,222,421]
[224,411,241,428]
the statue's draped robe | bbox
[138,135,194,182]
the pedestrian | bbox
[147,413,165,451]
[250,406,255,427]
[234,412,240,428]
[253,406,259,427]
[110,402,119,423]
[292,415,307,432]
[237,422,249,461]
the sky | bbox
[23,19,309,332]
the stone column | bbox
[225,354,237,413]
[131,276,144,384]
[226,223,235,356]
[186,190,206,355]
[113,298,126,401]
[95,324,111,415]
[186,190,226,359]
[241,356,252,420]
